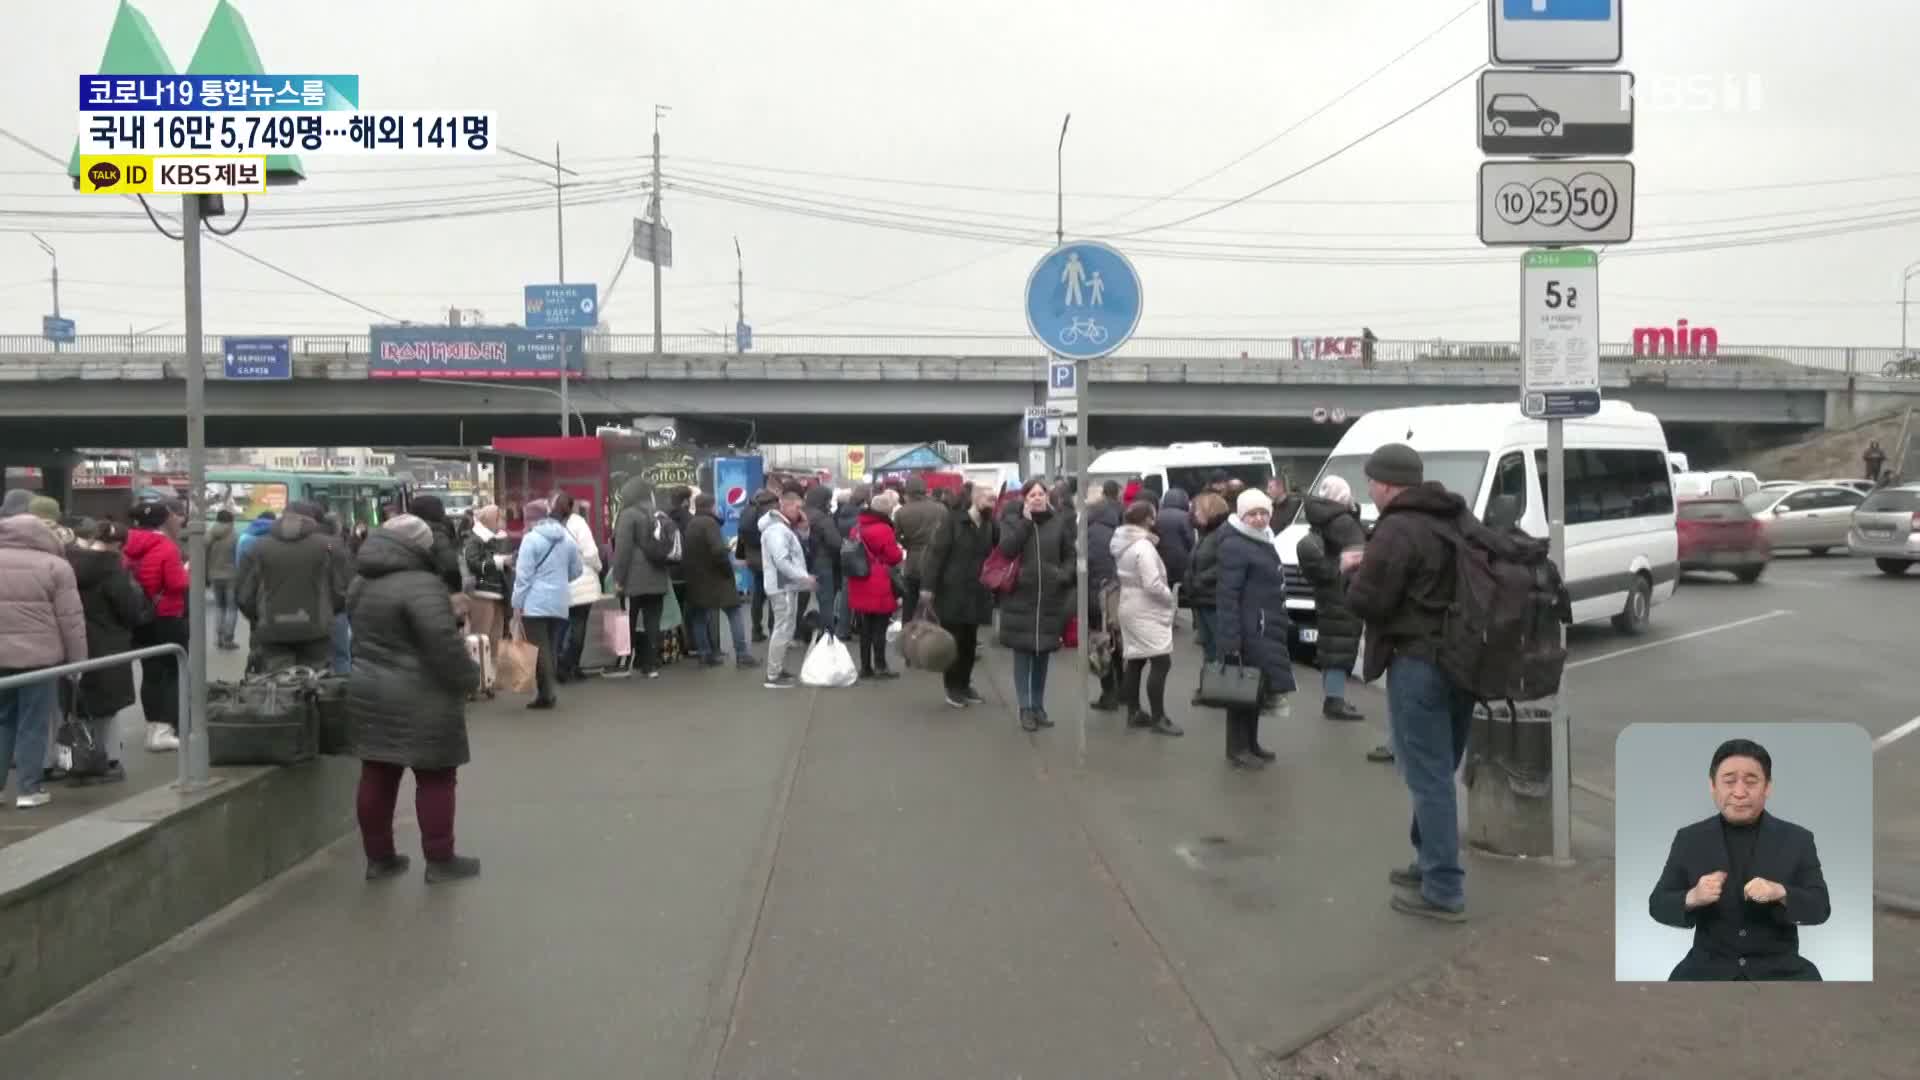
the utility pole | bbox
[734,235,745,353]
[31,233,59,354]
[180,195,212,789]
[1057,111,1090,762]
[650,105,670,360]
[1902,260,1920,357]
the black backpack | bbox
[642,512,682,567]
[1434,514,1572,704]
[840,523,871,579]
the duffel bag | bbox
[207,668,318,767]
[310,673,350,756]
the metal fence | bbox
[0,643,209,790]
[0,332,1906,378]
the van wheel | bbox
[1809,547,1830,557]
[1611,575,1652,635]
[1877,558,1914,577]
[1734,565,1764,584]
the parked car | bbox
[1758,480,1803,493]
[1677,498,1769,583]
[1847,484,1920,576]
[1819,478,1879,496]
[1741,484,1865,555]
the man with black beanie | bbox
[1345,442,1478,925]
[236,499,350,673]
[407,494,466,594]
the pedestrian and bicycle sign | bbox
[1490,0,1621,66]
[1025,240,1142,361]
[523,283,598,331]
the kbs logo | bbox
[79,155,151,193]
[1631,319,1719,360]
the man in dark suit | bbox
[1648,738,1830,981]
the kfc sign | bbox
[1293,335,1363,361]
[1632,318,1719,358]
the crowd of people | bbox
[2,441,1495,922]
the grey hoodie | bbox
[758,508,811,594]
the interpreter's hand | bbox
[1684,870,1727,910]
[1743,877,1787,904]
[1339,549,1364,573]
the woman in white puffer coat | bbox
[553,491,605,682]
[1111,499,1181,737]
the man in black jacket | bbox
[1084,484,1124,711]
[1154,488,1195,588]
[1345,443,1476,924]
[236,500,352,673]
[408,495,466,594]
[736,489,779,642]
[1648,738,1830,981]
[892,477,945,622]
[802,484,844,637]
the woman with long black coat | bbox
[1293,476,1368,722]
[1213,489,1297,769]
[996,479,1076,732]
[922,482,998,709]
[347,515,482,884]
[61,520,151,780]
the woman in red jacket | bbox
[124,501,190,752]
[844,490,905,680]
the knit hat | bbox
[382,513,434,554]
[27,495,61,522]
[410,494,447,523]
[1237,489,1274,516]
[131,501,173,529]
[0,488,31,518]
[1364,443,1424,487]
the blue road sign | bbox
[223,336,292,380]
[1048,359,1077,396]
[1025,414,1051,446]
[736,321,752,352]
[41,315,74,344]
[1504,0,1612,19]
[1025,240,1142,361]
[1524,390,1602,419]
[524,283,599,330]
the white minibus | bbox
[1087,442,1275,500]
[1277,401,1677,654]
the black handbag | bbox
[1196,660,1263,710]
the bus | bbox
[205,470,410,529]
[1087,443,1275,500]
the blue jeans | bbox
[1193,606,1218,664]
[1323,666,1348,699]
[1,681,56,798]
[1385,654,1475,910]
[813,573,841,637]
[1011,649,1052,712]
[213,582,240,645]
[691,605,752,661]
[330,612,352,675]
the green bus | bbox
[206,470,410,529]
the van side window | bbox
[1492,452,1529,518]
[1534,449,1674,525]
[1739,476,1759,497]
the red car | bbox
[1677,498,1770,583]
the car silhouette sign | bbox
[1478,71,1634,157]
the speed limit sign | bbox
[1311,407,1329,424]
[1478,160,1634,246]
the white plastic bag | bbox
[886,618,902,645]
[799,632,859,688]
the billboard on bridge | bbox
[367,325,584,379]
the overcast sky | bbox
[4,0,1918,347]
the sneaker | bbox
[764,673,797,689]
[14,791,50,809]
[961,687,986,705]
[603,657,634,679]
[869,669,900,680]
[1034,709,1054,728]
[526,698,557,710]
[736,655,759,669]
[701,656,725,668]
[1366,745,1395,763]
[1388,864,1423,889]
[1126,710,1154,729]
[1390,892,1466,923]
[1323,698,1365,722]
[1019,709,1040,732]
[1150,715,1185,737]
[944,691,968,709]
[145,723,180,752]
[425,854,482,884]
[645,669,661,680]
[366,854,411,881]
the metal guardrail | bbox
[0,644,209,790]
[0,333,1903,376]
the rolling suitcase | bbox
[466,634,496,700]
[311,673,350,755]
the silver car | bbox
[1848,484,1920,576]
[1741,484,1867,555]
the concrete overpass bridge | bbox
[0,333,1913,461]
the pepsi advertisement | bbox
[712,455,765,596]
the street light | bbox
[499,143,584,435]
[29,232,59,353]
[1901,259,1920,356]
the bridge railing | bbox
[0,333,1898,378]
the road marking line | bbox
[1874,716,1920,752]
[1567,609,1792,670]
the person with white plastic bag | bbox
[757,485,815,689]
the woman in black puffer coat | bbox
[61,520,151,779]
[1213,489,1297,770]
[1294,476,1368,722]
[995,479,1077,732]
[346,515,482,884]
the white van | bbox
[1672,470,1760,502]
[1087,442,1275,499]
[1278,401,1678,651]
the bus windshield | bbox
[206,481,288,519]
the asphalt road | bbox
[2,555,1913,1077]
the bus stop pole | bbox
[1547,417,1572,865]
[181,195,212,787]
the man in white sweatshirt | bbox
[757,484,814,689]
